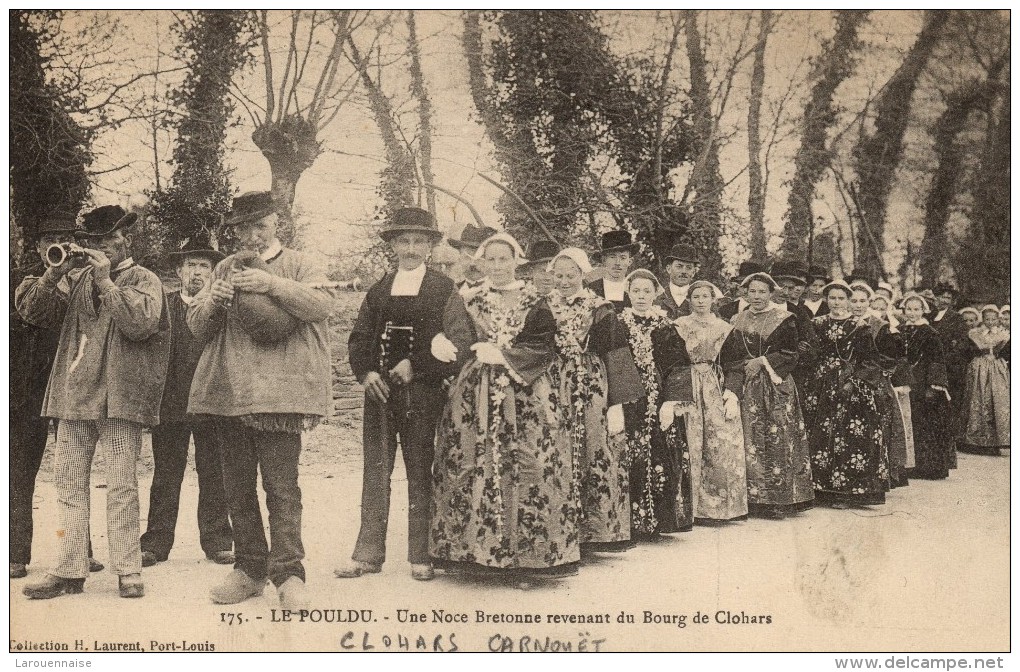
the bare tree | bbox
[406,11,436,217]
[780,10,870,262]
[244,10,367,243]
[850,10,949,278]
[745,9,774,260]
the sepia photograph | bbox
[7,7,1011,659]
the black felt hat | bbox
[663,244,700,265]
[933,281,959,296]
[732,260,765,281]
[520,239,560,268]
[379,207,443,243]
[808,264,832,284]
[74,205,138,238]
[168,238,225,265]
[597,230,638,256]
[772,260,809,285]
[449,223,498,251]
[35,212,79,238]
[224,191,277,228]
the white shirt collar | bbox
[934,309,947,321]
[603,277,627,302]
[669,283,689,306]
[260,239,283,262]
[390,263,427,296]
[114,257,135,272]
[179,287,197,306]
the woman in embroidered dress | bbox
[548,248,644,551]
[428,232,578,578]
[851,281,911,489]
[958,305,1010,455]
[719,273,812,519]
[617,269,693,537]
[803,282,889,507]
[898,293,954,479]
[670,280,748,523]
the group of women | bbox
[424,231,1009,585]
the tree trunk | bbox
[955,91,1009,300]
[746,9,771,260]
[347,37,415,215]
[682,10,724,277]
[780,10,870,261]
[251,114,321,245]
[917,78,998,286]
[406,11,436,217]
[851,10,948,278]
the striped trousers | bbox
[52,419,143,579]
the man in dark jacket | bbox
[337,208,456,582]
[139,241,233,567]
[10,215,104,580]
[654,244,701,319]
[588,230,636,311]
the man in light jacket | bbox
[187,192,334,610]
[18,205,170,600]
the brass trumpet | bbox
[45,242,88,268]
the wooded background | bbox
[9,10,1010,301]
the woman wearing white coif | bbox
[617,269,695,537]
[547,248,643,552]
[718,273,813,519]
[428,232,579,582]
[958,305,1010,455]
[898,293,955,479]
[670,280,749,523]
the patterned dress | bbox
[959,326,1010,452]
[549,290,644,548]
[803,315,889,505]
[901,321,953,478]
[430,282,578,574]
[671,314,748,521]
[619,307,693,536]
[720,305,813,513]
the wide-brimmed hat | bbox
[379,207,443,243]
[771,260,809,285]
[520,239,560,269]
[933,281,958,296]
[224,191,277,228]
[74,205,138,239]
[597,230,638,257]
[663,244,700,265]
[732,261,764,281]
[168,238,225,265]
[34,213,79,238]
[449,223,498,251]
[808,264,832,284]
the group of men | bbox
[12,192,333,610]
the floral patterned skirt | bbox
[805,373,889,502]
[623,398,692,535]
[687,364,748,521]
[960,356,1010,448]
[741,371,813,507]
[555,356,631,545]
[430,360,579,571]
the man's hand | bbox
[231,268,275,295]
[209,279,235,307]
[83,248,111,283]
[431,333,458,363]
[363,371,391,405]
[389,359,414,386]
